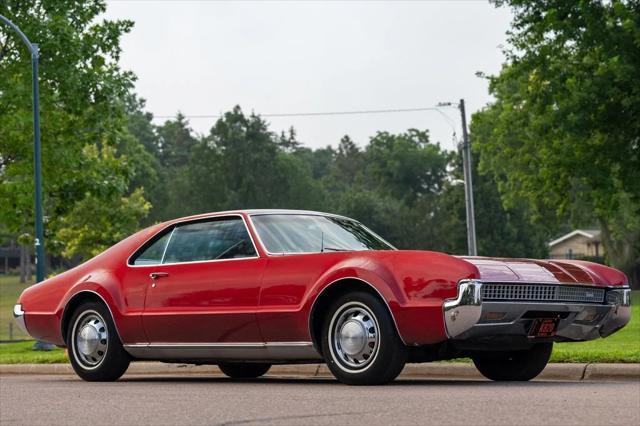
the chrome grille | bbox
[481,283,604,303]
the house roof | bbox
[548,229,601,247]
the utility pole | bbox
[458,99,477,256]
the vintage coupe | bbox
[14,210,631,385]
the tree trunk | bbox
[19,245,26,284]
[26,245,32,282]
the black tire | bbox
[472,343,553,381]
[218,362,271,379]
[67,301,130,381]
[321,291,407,385]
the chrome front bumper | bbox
[443,280,631,342]
[13,304,29,335]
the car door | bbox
[134,215,265,344]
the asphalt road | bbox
[1,374,639,426]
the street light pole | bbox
[437,99,478,256]
[0,15,46,282]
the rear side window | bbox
[162,217,257,263]
[132,231,172,266]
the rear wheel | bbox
[67,301,130,381]
[218,362,271,379]
[472,343,553,381]
[321,291,407,385]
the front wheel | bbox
[218,362,271,379]
[67,301,130,381]
[321,291,407,385]
[472,342,553,381]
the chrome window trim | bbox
[247,212,395,256]
[126,214,261,268]
[159,227,175,264]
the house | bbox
[548,229,603,260]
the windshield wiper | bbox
[323,246,349,252]
[320,231,349,252]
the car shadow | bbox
[107,375,596,387]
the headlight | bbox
[606,289,631,306]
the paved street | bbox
[1,374,639,426]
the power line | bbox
[154,106,442,119]
[153,106,458,135]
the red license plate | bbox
[528,318,559,337]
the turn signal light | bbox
[483,312,507,321]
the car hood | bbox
[457,257,627,287]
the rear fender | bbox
[57,270,140,345]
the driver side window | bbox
[162,216,257,264]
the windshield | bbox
[250,214,394,254]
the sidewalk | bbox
[1,362,638,381]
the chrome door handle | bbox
[149,272,169,280]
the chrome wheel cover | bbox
[328,302,380,372]
[72,310,108,369]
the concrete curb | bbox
[1,362,639,381]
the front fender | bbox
[305,251,480,345]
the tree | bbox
[151,107,326,217]
[475,0,640,285]
[439,151,550,258]
[328,129,454,251]
[0,1,150,261]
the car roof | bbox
[165,209,355,225]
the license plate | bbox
[528,318,559,337]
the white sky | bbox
[104,0,513,151]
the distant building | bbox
[0,241,20,274]
[548,229,603,260]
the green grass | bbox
[0,340,67,364]
[0,274,638,363]
[0,275,32,340]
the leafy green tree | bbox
[157,107,325,216]
[328,129,453,251]
[293,146,334,181]
[475,0,640,284]
[119,96,159,200]
[440,151,550,258]
[155,113,197,169]
[332,136,365,188]
[365,129,449,205]
[0,1,150,261]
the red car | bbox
[14,210,631,385]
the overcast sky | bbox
[104,0,513,151]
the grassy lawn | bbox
[0,274,638,364]
[0,274,32,340]
[0,340,67,364]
